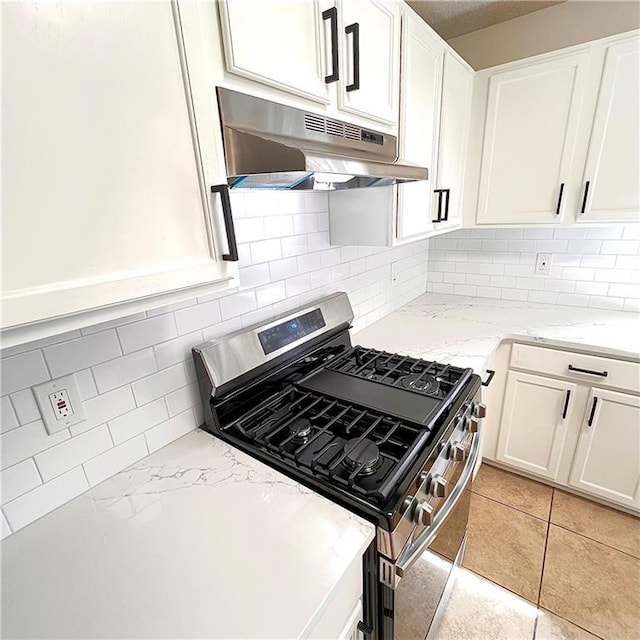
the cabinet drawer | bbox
[509,343,640,394]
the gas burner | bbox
[398,373,440,394]
[359,368,377,379]
[288,418,312,440]
[342,438,380,475]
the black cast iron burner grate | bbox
[225,386,435,505]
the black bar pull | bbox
[442,188,451,221]
[211,184,239,262]
[432,189,444,223]
[568,364,608,377]
[481,369,495,387]
[322,7,339,83]
[587,397,598,427]
[580,180,591,214]
[555,183,565,216]
[345,22,360,92]
[561,389,571,420]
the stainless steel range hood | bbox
[217,88,428,191]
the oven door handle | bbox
[395,431,480,579]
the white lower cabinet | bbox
[569,388,640,509]
[489,342,640,512]
[496,372,577,481]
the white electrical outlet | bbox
[536,253,552,274]
[33,375,87,434]
[391,261,399,284]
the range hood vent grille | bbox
[304,114,362,143]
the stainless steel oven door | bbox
[392,431,479,640]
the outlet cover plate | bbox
[33,374,87,434]
[536,253,552,274]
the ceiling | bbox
[407,1,567,39]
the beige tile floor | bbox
[433,463,640,640]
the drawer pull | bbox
[587,397,598,427]
[561,389,571,420]
[481,369,495,387]
[568,364,608,377]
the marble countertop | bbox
[1,429,374,639]
[354,293,640,373]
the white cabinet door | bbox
[577,38,640,222]
[476,52,590,224]
[338,0,400,125]
[496,371,578,481]
[2,1,234,339]
[569,388,640,509]
[395,11,443,243]
[433,53,473,231]
[217,0,332,104]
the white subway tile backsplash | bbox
[132,364,188,406]
[575,281,609,296]
[601,240,639,255]
[1,397,19,433]
[264,215,294,238]
[567,240,602,254]
[174,300,222,335]
[117,315,178,355]
[43,331,122,378]
[219,291,257,320]
[201,317,243,342]
[8,389,40,427]
[34,425,112,482]
[523,228,554,239]
[250,238,283,263]
[501,288,529,301]
[144,409,198,454]
[83,435,148,487]
[165,383,200,417]
[239,264,271,289]
[255,282,287,307]
[589,295,625,310]
[585,227,624,240]
[93,348,157,394]
[75,369,99,401]
[609,283,640,298]
[234,218,265,242]
[561,267,595,281]
[1,459,42,504]
[154,331,203,371]
[528,291,559,304]
[70,385,136,436]
[1,511,12,539]
[80,312,147,336]
[108,399,168,445]
[1,350,50,396]
[281,235,308,257]
[536,239,569,253]
[2,466,88,532]
[1,421,70,470]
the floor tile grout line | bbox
[535,489,554,629]
[460,564,540,607]
[471,489,551,523]
[550,520,640,561]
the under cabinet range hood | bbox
[217,88,428,191]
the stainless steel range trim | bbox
[192,292,353,394]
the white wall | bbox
[0,190,429,538]
[427,226,640,311]
[449,1,640,69]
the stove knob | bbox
[415,501,434,526]
[449,441,467,462]
[473,403,487,419]
[400,495,415,515]
[428,475,448,499]
[416,470,429,488]
[467,417,479,433]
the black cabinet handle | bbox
[432,189,444,223]
[568,364,608,377]
[561,389,571,420]
[481,369,495,387]
[587,397,598,427]
[580,181,591,214]
[442,188,451,221]
[322,8,339,83]
[211,184,238,262]
[345,22,360,92]
[555,183,565,216]
[357,622,373,639]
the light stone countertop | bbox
[1,429,375,639]
[354,293,640,373]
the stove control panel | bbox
[258,308,326,355]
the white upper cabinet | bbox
[337,0,401,125]
[2,1,236,346]
[217,0,332,104]
[569,388,640,509]
[476,51,590,225]
[432,53,473,231]
[395,10,443,243]
[576,37,640,222]
[216,0,400,127]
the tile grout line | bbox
[532,489,555,639]
[470,488,550,523]
[551,520,640,561]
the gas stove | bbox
[192,292,486,640]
